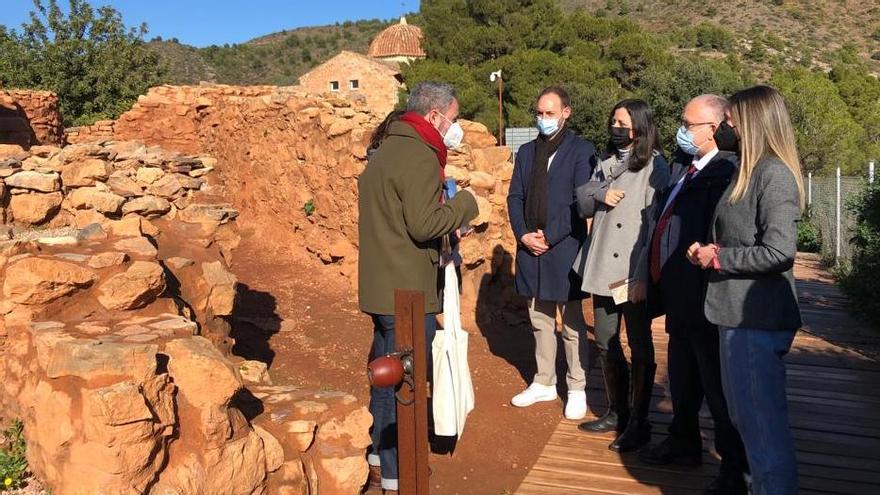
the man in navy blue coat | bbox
[641,95,748,495]
[506,86,597,420]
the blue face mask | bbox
[676,126,701,155]
[536,117,560,136]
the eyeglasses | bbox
[681,120,718,130]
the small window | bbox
[329,81,339,92]
[349,79,360,90]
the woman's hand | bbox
[602,189,626,207]
[688,242,719,269]
[628,280,647,303]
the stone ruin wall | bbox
[0,90,64,148]
[67,84,521,315]
[0,83,524,495]
[0,109,374,493]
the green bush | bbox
[0,420,28,491]
[838,181,880,329]
[797,212,822,253]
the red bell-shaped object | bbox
[368,355,405,388]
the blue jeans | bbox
[719,327,798,495]
[367,313,437,491]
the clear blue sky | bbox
[0,0,421,47]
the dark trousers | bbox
[719,327,798,495]
[593,295,654,364]
[667,317,748,475]
[366,313,437,489]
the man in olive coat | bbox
[358,81,478,493]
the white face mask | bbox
[437,112,464,149]
[443,121,464,149]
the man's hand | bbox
[521,231,549,256]
[602,189,626,207]
[628,280,647,303]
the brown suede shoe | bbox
[368,465,382,489]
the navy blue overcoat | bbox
[507,134,597,302]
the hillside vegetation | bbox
[401,0,880,176]
[149,18,412,86]
[562,0,880,74]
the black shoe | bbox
[609,361,656,453]
[704,472,748,495]
[578,351,629,433]
[639,436,702,466]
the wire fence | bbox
[805,161,875,263]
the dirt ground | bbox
[229,236,597,495]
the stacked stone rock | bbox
[0,138,371,494]
[0,140,221,231]
[0,90,64,148]
[62,84,521,317]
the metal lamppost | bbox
[490,70,503,145]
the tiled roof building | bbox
[367,17,426,63]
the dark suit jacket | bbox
[647,150,738,332]
[507,132,596,302]
[704,156,803,331]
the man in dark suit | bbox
[640,95,749,495]
[506,86,596,420]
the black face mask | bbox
[609,126,633,148]
[714,121,740,153]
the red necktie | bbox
[650,165,698,283]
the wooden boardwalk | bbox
[517,256,880,495]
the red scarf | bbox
[399,111,447,182]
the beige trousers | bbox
[528,299,588,391]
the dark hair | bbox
[368,110,405,152]
[537,86,571,109]
[607,99,661,171]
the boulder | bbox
[0,144,27,160]
[3,257,96,304]
[107,173,144,197]
[135,167,165,184]
[88,252,129,269]
[68,187,126,214]
[122,195,172,217]
[60,158,111,186]
[97,261,166,310]
[113,236,159,258]
[149,173,183,198]
[178,203,238,225]
[9,191,63,224]
[471,146,512,172]
[4,170,61,192]
[238,360,271,385]
[252,424,284,472]
[469,170,496,190]
[201,261,237,316]
[164,337,243,442]
[43,338,158,381]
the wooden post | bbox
[394,290,429,495]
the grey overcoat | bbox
[573,153,670,296]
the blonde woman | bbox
[689,85,804,495]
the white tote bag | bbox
[432,262,475,438]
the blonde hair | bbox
[728,86,805,210]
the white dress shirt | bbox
[661,148,719,213]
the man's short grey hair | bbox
[407,81,457,116]
[691,94,729,122]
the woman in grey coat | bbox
[574,99,670,452]
[689,86,804,495]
